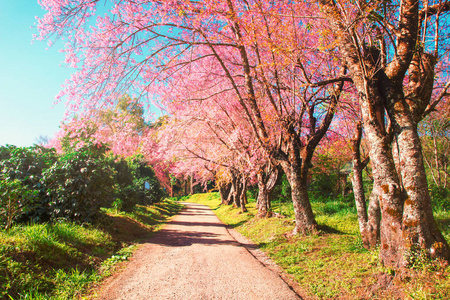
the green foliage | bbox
[0,144,167,227]
[270,171,354,204]
[271,173,291,203]
[98,94,147,135]
[127,156,165,204]
[309,173,340,197]
[42,148,114,223]
[108,156,166,212]
[419,113,449,189]
[0,179,37,230]
[53,268,100,299]
[0,145,57,223]
[108,157,139,212]
[246,185,258,200]
[430,185,450,211]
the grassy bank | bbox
[187,193,450,299]
[0,199,183,300]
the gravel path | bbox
[97,202,301,300]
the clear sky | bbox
[0,0,73,147]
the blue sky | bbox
[0,1,73,147]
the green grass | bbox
[0,222,111,299]
[187,192,450,299]
[0,198,184,299]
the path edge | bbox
[224,225,309,300]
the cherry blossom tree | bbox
[37,0,350,235]
[318,0,450,266]
[37,0,450,268]
[48,95,146,157]
[156,90,264,213]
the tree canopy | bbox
[36,0,450,267]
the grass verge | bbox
[188,193,450,299]
[0,198,183,300]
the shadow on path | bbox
[150,228,240,247]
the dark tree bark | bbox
[189,175,194,195]
[239,176,248,213]
[256,162,279,218]
[232,174,242,209]
[227,172,247,212]
[226,173,237,206]
[219,182,231,205]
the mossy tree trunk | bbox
[319,0,450,267]
[279,138,318,235]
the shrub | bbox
[0,145,57,222]
[107,158,138,212]
[43,149,114,223]
[309,173,340,198]
[127,156,165,205]
[113,185,139,212]
[0,179,37,229]
[107,156,166,212]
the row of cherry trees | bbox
[37,0,450,267]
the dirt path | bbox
[96,202,301,300]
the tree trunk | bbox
[351,122,380,249]
[388,97,450,264]
[358,83,406,266]
[280,159,318,235]
[239,177,248,213]
[233,187,241,208]
[256,163,279,218]
[256,182,271,217]
[232,174,242,209]
[351,60,448,266]
[256,173,271,217]
[226,174,236,205]
[273,82,340,235]
[367,186,381,248]
[225,185,234,205]
[219,183,231,205]
[351,122,370,248]
[319,0,450,267]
